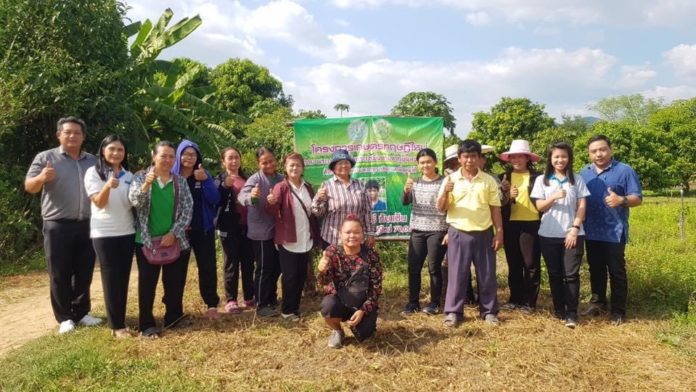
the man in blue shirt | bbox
[579,135,642,326]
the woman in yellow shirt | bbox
[499,140,542,312]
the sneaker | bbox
[327,329,345,349]
[443,313,463,327]
[401,302,420,315]
[564,314,578,329]
[244,299,256,309]
[610,313,624,326]
[484,314,500,326]
[281,313,300,322]
[206,307,220,319]
[78,314,103,327]
[225,301,241,314]
[256,306,280,318]
[422,303,440,315]
[501,302,517,311]
[58,320,76,334]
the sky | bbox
[125,0,696,136]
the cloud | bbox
[663,44,696,80]
[616,65,657,89]
[287,47,621,135]
[126,0,384,65]
[465,11,491,26]
[330,0,696,27]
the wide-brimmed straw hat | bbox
[328,149,356,171]
[499,139,540,162]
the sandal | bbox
[140,327,160,339]
[112,328,132,339]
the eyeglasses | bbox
[182,153,197,159]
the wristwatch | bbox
[621,196,629,207]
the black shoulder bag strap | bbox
[287,180,312,221]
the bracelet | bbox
[571,225,580,230]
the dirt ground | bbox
[0,266,135,357]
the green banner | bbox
[293,116,443,240]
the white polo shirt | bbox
[84,167,135,238]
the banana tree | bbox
[123,9,235,159]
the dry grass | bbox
[90,257,695,392]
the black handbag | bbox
[337,248,370,310]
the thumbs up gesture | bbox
[444,175,454,193]
[267,191,278,205]
[41,160,56,183]
[500,173,510,192]
[194,163,208,181]
[510,184,519,199]
[318,249,331,272]
[106,170,119,189]
[144,165,157,185]
[404,172,414,193]
[317,183,327,200]
[224,173,236,188]
[604,187,624,208]
[250,183,261,199]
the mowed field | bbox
[1,197,694,391]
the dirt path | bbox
[0,267,137,357]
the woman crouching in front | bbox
[317,214,383,349]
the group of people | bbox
[25,116,641,349]
[403,137,641,330]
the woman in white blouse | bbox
[84,134,135,338]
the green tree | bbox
[574,121,671,190]
[333,103,350,118]
[0,0,134,264]
[469,97,555,153]
[391,92,456,137]
[210,59,289,116]
[588,94,664,126]
[238,107,295,171]
[531,115,591,165]
[648,98,696,191]
[296,109,327,119]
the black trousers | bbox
[92,234,135,329]
[252,239,280,308]
[220,229,255,302]
[320,294,377,342]
[503,220,541,307]
[136,245,191,331]
[42,219,96,323]
[407,230,446,306]
[586,240,628,316]
[278,246,310,315]
[187,229,220,308]
[540,236,584,317]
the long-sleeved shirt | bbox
[128,172,193,250]
[310,176,375,245]
[237,171,284,241]
[317,245,383,313]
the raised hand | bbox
[144,165,157,185]
[250,183,261,199]
[194,163,208,181]
[41,160,56,183]
[604,187,623,208]
[500,173,510,192]
[317,183,327,200]
[224,173,236,188]
[106,170,119,189]
[267,192,278,205]
[552,187,566,201]
[444,175,454,193]
[318,249,331,272]
[510,184,519,199]
[404,172,414,193]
